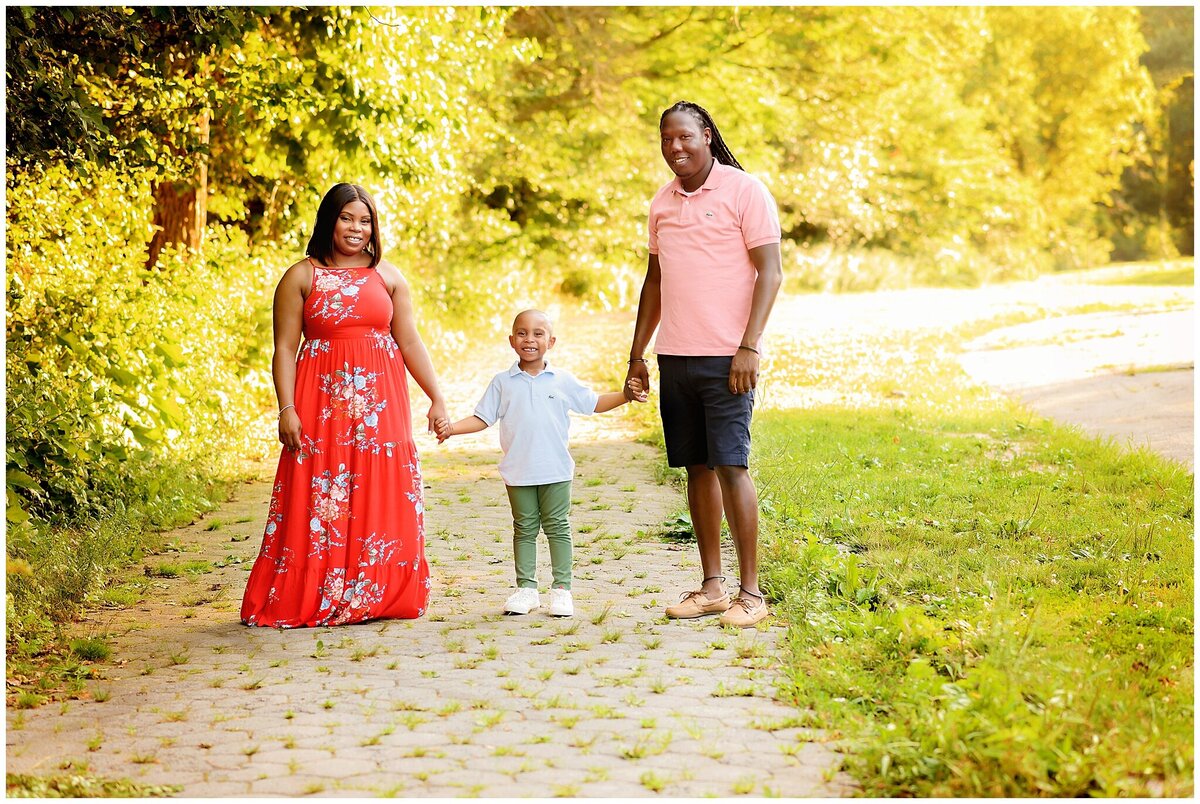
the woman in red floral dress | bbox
[241,183,447,628]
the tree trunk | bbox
[146,110,209,268]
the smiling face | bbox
[331,200,373,264]
[509,310,555,370]
[660,110,713,191]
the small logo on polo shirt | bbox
[704,211,714,218]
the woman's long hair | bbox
[306,183,382,267]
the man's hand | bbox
[626,376,649,403]
[728,348,759,395]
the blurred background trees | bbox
[4,7,1193,626]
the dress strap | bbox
[371,266,392,297]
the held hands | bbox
[434,417,453,444]
[624,360,651,402]
[728,347,759,395]
[426,401,448,437]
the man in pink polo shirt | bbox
[625,101,783,628]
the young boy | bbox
[435,309,646,617]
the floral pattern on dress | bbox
[308,465,357,559]
[300,338,332,361]
[308,270,372,325]
[319,363,397,456]
[315,568,387,626]
[258,481,286,560]
[369,329,398,356]
[293,433,322,465]
[359,531,400,568]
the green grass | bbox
[1097,265,1194,287]
[6,773,180,797]
[68,637,111,662]
[746,307,1194,796]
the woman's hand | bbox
[427,400,448,436]
[278,408,303,452]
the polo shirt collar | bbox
[672,158,728,196]
[509,358,556,378]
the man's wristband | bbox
[738,345,759,355]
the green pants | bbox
[505,481,573,590]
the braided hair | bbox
[660,101,744,171]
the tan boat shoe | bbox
[665,588,732,619]
[718,591,769,628]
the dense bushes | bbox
[5,163,285,642]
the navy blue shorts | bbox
[657,355,754,469]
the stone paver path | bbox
[5,308,853,797]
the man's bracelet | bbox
[628,357,648,364]
[738,345,759,355]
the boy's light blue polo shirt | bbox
[473,360,599,487]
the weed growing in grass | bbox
[68,637,111,662]
[14,691,46,709]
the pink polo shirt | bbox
[647,161,781,356]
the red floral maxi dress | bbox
[241,259,430,627]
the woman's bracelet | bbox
[278,404,296,417]
[738,345,759,355]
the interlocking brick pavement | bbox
[6,308,853,797]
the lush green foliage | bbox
[475,6,1180,294]
[749,319,1193,796]
[5,160,282,652]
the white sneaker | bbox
[548,588,574,617]
[504,587,540,615]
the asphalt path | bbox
[960,309,1193,469]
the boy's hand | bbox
[434,418,452,443]
[625,376,649,403]
[625,360,650,401]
